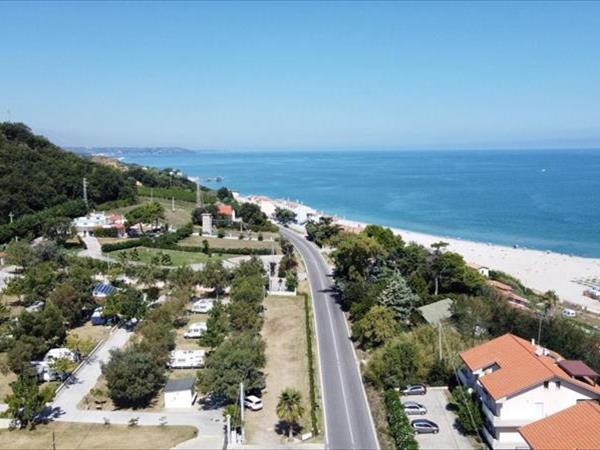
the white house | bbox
[458,333,600,449]
[167,349,205,369]
[164,378,196,409]
[72,212,125,237]
[468,262,490,277]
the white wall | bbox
[499,378,596,421]
[165,389,194,409]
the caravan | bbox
[167,350,205,369]
[184,322,207,339]
[187,298,214,314]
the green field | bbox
[108,196,197,227]
[180,235,279,253]
[111,247,237,266]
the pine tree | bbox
[5,369,46,428]
[377,272,420,324]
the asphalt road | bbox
[280,228,379,450]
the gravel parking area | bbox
[402,387,473,450]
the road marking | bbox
[298,236,356,447]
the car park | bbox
[403,401,427,415]
[244,395,263,411]
[411,419,439,434]
[402,384,427,395]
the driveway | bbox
[51,327,224,449]
[403,387,473,450]
[78,235,113,262]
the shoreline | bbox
[239,193,600,314]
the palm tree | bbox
[276,388,304,441]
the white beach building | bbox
[164,378,197,409]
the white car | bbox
[403,401,427,415]
[562,308,577,318]
[244,395,263,411]
[184,322,207,339]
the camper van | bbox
[184,322,207,339]
[167,350,205,369]
[187,298,214,314]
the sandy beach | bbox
[239,194,600,315]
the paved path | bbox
[78,235,113,262]
[51,327,224,449]
[280,228,379,450]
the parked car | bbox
[411,419,439,434]
[244,395,263,411]
[562,308,577,318]
[402,384,427,395]
[402,401,427,415]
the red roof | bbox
[460,333,600,400]
[217,204,234,216]
[519,402,600,449]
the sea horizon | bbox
[112,148,600,258]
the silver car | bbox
[411,419,439,434]
[403,401,427,415]
[402,384,427,395]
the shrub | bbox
[384,389,418,450]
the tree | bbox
[429,251,483,295]
[276,388,305,440]
[7,340,35,374]
[4,368,47,429]
[352,305,398,350]
[42,216,73,244]
[103,288,146,320]
[362,225,404,252]
[541,290,559,315]
[191,204,218,225]
[273,207,297,226]
[125,202,165,228]
[48,281,92,326]
[199,333,266,402]
[305,217,341,247]
[3,240,37,268]
[199,300,229,348]
[285,271,298,292]
[217,187,234,202]
[449,385,484,435]
[365,336,422,389]
[101,346,165,408]
[200,260,229,296]
[377,272,420,324]
[332,233,385,282]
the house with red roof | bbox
[458,333,600,449]
[216,203,236,222]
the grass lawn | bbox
[245,294,315,446]
[109,197,197,228]
[67,322,111,353]
[180,235,279,253]
[109,247,235,267]
[0,422,197,450]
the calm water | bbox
[120,149,600,257]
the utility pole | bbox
[239,382,245,442]
[8,212,13,224]
[226,414,231,446]
[171,197,175,212]
[438,323,443,361]
[196,181,202,208]
[82,177,89,209]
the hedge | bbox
[384,389,418,450]
[304,293,320,436]
[93,227,120,238]
[0,200,87,244]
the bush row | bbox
[384,389,418,450]
[303,294,320,436]
[93,227,120,238]
[0,200,87,244]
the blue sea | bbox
[118,149,600,258]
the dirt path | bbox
[245,295,311,446]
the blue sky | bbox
[1,1,599,150]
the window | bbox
[543,381,549,389]
[556,381,561,389]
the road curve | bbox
[280,228,379,450]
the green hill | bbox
[0,122,137,224]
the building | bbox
[468,263,490,278]
[518,401,600,449]
[72,212,126,237]
[458,333,600,449]
[216,203,236,222]
[164,378,197,409]
[487,280,531,310]
[417,298,453,325]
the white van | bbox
[244,395,263,411]
[184,322,207,339]
[562,308,577,318]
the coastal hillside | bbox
[0,122,136,224]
